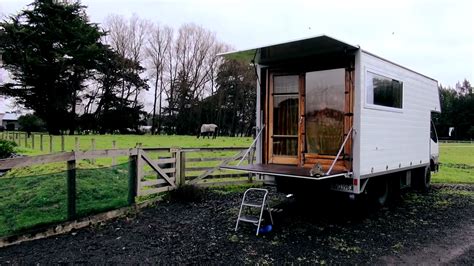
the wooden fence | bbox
[439,140,474,144]
[0,131,119,153]
[0,146,255,220]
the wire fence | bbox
[0,162,130,237]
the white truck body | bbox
[352,50,440,192]
[221,35,440,197]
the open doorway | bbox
[267,67,353,172]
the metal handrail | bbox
[237,125,265,166]
[326,127,353,176]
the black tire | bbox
[413,167,431,192]
[367,177,391,208]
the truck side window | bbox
[430,120,438,143]
[366,72,403,109]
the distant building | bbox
[0,112,20,130]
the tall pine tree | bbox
[0,0,104,134]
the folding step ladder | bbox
[235,188,273,236]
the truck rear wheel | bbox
[367,177,391,208]
[413,167,431,192]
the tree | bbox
[434,80,474,140]
[104,14,150,109]
[92,46,149,134]
[434,85,457,138]
[0,0,105,134]
[146,24,173,134]
[456,79,473,95]
[18,114,45,136]
[197,58,256,136]
[161,24,227,135]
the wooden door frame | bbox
[267,72,303,165]
[265,66,354,171]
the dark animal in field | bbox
[197,124,218,139]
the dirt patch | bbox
[0,184,472,264]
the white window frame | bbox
[364,69,404,113]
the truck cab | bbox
[430,119,439,172]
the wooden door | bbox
[302,68,353,171]
[268,73,303,164]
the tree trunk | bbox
[158,74,164,134]
[69,88,77,135]
[151,73,159,134]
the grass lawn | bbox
[432,143,474,184]
[9,133,253,156]
[0,163,130,237]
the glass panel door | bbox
[305,69,345,156]
[269,75,300,164]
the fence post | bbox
[136,148,143,194]
[40,134,44,151]
[179,150,186,186]
[91,138,96,164]
[128,150,138,205]
[49,135,53,153]
[67,154,77,220]
[61,135,65,152]
[173,147,186,186]
[74,137,79,151]
[24,133,28,148]
[112,140,117,166]
[32,133,35,150]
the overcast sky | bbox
[1,0,473,112]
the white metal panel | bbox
[352,50,362,193]
[358,51,437,177]
[360,50,440,113]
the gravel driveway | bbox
[0,184,472,264]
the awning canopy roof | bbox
[219,35,359,64]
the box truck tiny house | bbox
[221,35,440,206]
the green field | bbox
[0,163,130,236]
[0,136,472,238]
[5,133,253,156]
[432,143,474,184]
[4,134,253,177]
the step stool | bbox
[235,188,273,236]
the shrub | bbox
[18,114,45,134]
[0,139,17,159]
